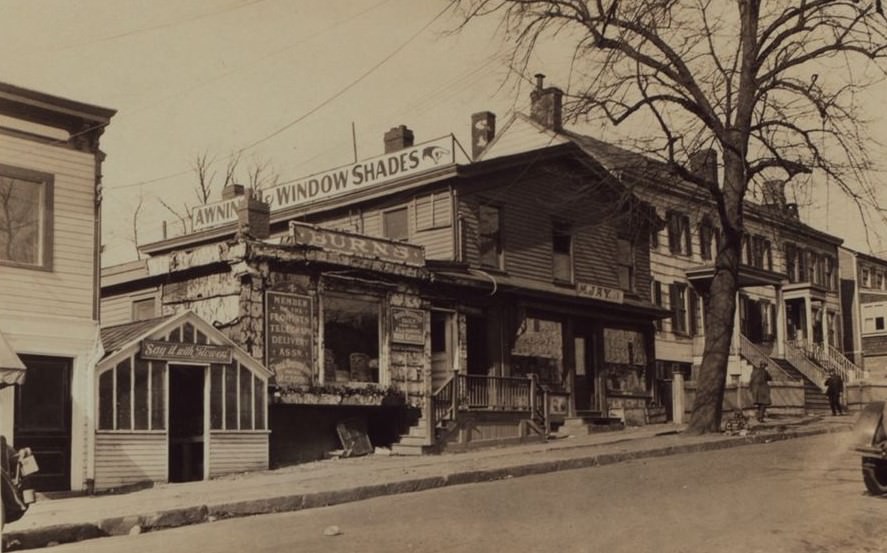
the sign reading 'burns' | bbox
[192,136,455,232]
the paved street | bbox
[34,431,883,553]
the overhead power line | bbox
[108,1,455,192]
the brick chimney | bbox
[530,73,563,131]
[471,111,496,160]
[221,183,245,200]
[761,179,786,208]
[688,149,718,185]
[384,125,414,153]
[236,188,270,239]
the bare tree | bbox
[457,0,887,433]
[129,192,145,260]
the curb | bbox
[1,424,849,551]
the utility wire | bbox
[108,1,455,192]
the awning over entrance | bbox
[0,329,26,387]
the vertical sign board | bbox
[265,292,314,387]
[390,307,426,345]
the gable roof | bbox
[98,310,271,378]
[479,113,841,245]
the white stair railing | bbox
[784,340,828,392]
[793,339,865,384]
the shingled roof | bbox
[100,315,175,356]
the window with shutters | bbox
[382,206,409,241]
[415,191,452,231]
[666,211,691,256]
[652,281,663,331]
[699,218,715,261]
[616,237,635,291]
[670,283,688,334]
[688,289,700,336]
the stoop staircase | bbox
[556,410,624,436]
[390,414,435,456]
[769,358,831,414]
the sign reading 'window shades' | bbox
[140,340,232,364]
[266,292,313,386]
[390,307,425,345]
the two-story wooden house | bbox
[477,76,859,420]
[0,82,114,491]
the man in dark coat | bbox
[824,370,845,416]
[749,361,772,422]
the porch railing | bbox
[784,340,828,391]
[790,339,865,384]
[430,373,549,433]
[739,335,795,381]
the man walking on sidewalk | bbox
[824,370,844,416]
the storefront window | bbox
[511,317,563,385]
[604,329,648,394]
[323,296,380,383]
[98,358,166,431]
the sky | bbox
[0,0,883,265]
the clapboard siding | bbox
[209,432,269,477]
[457,167,649,296]
[413,227,453,260]
[0,133,98,319]
[101,294,134,326]
[94,433,166,490]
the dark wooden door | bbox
[14,355,72,492]
[573,335,595,412]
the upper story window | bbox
[478,204,503,269]
[0,165,53,270]
[785,243,807,283]
[699,218,717,261]
[132,297,157,321]
[749,235,772,271]
[666,211,691,256]
[670,282,688,335]
[862,302,887,335]
[616,237,635,291]
[382,207,409,241]
[862,267,872,288]
[552,222,573,283]
[876,271,885,290]
[652,281,664,331]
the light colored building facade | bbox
[0,82,114,491]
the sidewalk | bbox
[2,415,853,551]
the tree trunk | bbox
[686,144,746,434]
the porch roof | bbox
[685,264,785,290]
[430,269,670,320]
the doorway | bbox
[431,310,454,391]
[573,331,602,413]
[168,365,205,483]
[465,314,489,376]
[14,355,72,491]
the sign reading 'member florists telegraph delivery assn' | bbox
[192,136,455,232]
[140,340,233,363]
[265,291,314,387]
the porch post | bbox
[805,297,814,345]
[775,284,786,358]
[671,368,685,424]
[821,305,830,347]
